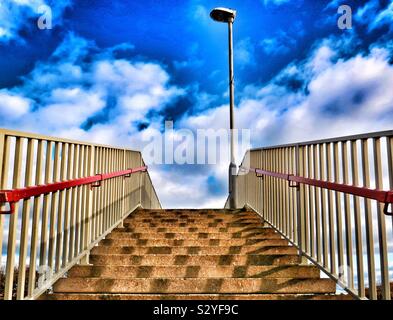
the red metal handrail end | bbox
[384,192,393,216]
[0,165,148,215]
[0,192,15,215]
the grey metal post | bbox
[228,17,237,209]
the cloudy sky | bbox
[0,0,392,208]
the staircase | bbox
[44,208,350,300]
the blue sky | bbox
[0,0,393,208]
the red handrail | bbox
[0,166,148,214]
[244,166,393,216]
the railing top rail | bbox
[0,128,141,152]
[243,166,393,216]
[250,129,393,151]
[0,166,148,214]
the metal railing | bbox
[228,130,393,300]
[0,129,161,300]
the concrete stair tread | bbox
[91,245,297,255]
[43,293,351,300]
[89,253,301,266]
[68,265,320,278]
[53,277,336,294]
[106,232,282,240]
[124,222,265,227]
[99,238,290,246]
[119,226,271,232]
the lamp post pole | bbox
[210,8,237,209]
[228,17,237,209]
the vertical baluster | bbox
[91,147,98,241]
[55,143,68,271]
[373,137,390,300]
[108,148,112,228]
[297,145,306,253]
[277,149,282,231]
[17,138,34,299]
[39,141,53,269]
[334,142,344,276]
[104,148,109,230]
[361,139,376,299]
[303,146,309,255]
[99,147,105,236]
[387,137,393,257]
[101,148,106,233]
[308,145,315,258]
[79,146,87,254]
[69,144,79,261]
[4,137,24,300]
[291,147,297,243]
[314,144,322,263]
[48,142,60,271]
[81,145,94,265]
[351,140,365,297]
[285,148,291,237]
[62,144,74,267]
[268,150,273,226]
[28,140,44,297]
[281,148,286,235]
[74,145,84,257]
[284,148,289,236]
[94,147,101,240]
[341,141,354,289]
[319,143,329,268]
[122,150,126,220]
[326,143,336,274]
[262,150,267,223]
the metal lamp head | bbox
[210,7,236,23]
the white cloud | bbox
[0,90,32,119]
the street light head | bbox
[210,7,236,23]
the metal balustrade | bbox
[228,130,393,300]
[0,129,161,300]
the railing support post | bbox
[295,145,307,264]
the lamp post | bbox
[210,7,237,209]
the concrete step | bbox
[68,265,319,279]
[89,253,300,266]
[127,216,260,221]
[129,210,257,216]
[91,245,298,256]
[123,221,265,228]
[43,293,351,300]
[106,232,282,240]
[126,214,261,219]
[53,277,336,294]
[117,226,270,233]
[124,219,263,225]
[99,238,289,247]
